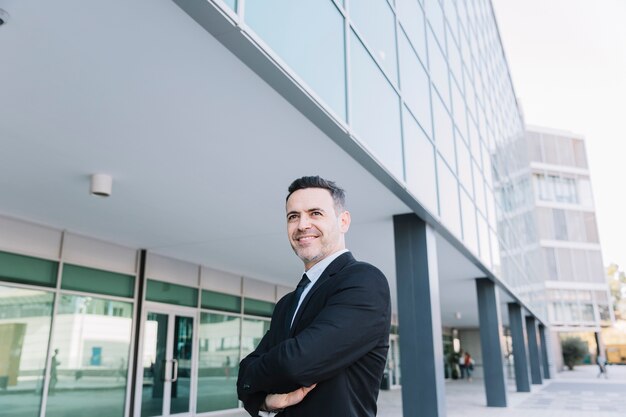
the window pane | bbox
[433,90,455,168]
[556,248,573,281]
[552,209,568,240]
[402,107,438,213]
[460,189,478,255]
[350,0,398,84]
[573,139,588,168]
[146,280,198,308]
[245,0,346,119]
[45,295,132,417]
[586,251,604,283]
[222,0,236,11]
[201,290,241,313]
[437,157,462,237]
[197,313,241,412]
[396,0,426,61]
[570,249,588,282]
[0,251,58,288]
[398,30,431,135]
[565,211,585,242]
[350,31,404,179]
[241,318,270,360]
[543,248,558,281]
[61,264,134,298]
[243,299,275,317]
[578,178,594,208]
[425,0,445,45]
[456,139,472,195]
[427,28,450,108]
[584,212,599,243]
[0,286,53,417]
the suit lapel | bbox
[288,252,355,336]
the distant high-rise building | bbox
[499,125,613,370]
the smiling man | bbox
[237,176,391,417]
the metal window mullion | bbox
[38,230,66,417]
[343,0,352,126]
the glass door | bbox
[139,307,195,417]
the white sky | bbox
[492,0,626,270]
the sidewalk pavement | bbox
[378,364,626,417]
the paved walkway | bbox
[378,365,626,417]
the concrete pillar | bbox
[525,315,543,384]
[508,302,531,391]
[475,278,507,407]
[538,324,551,379]
[393,214,446,417]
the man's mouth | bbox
[296,235,318,243]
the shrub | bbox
[561,337,587,370]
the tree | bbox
[561,337,587,370]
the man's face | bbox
[286,188,351,270]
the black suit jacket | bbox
[237,252,391,417]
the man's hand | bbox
[263,384,317,412]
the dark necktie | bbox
[288,273,310,329]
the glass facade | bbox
[0,245,278,417]
[215,0,542,313]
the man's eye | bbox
[312,211,322,216]
[288,215,298,221]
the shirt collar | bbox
[303,249,349,286]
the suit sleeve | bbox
[238,265,390,395]
[237,296,288,416]
[237,329,270,416]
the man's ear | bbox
[339,210,351,233]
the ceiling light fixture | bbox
[90,174,113,197]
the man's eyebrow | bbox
[286,207,326,217]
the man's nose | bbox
[297,215,312,229]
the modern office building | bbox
[500,126,613,368]
[1,1,551,416]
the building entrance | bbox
[137,305,196,417]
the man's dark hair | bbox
[287,176,346,211]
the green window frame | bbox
[61,264,135,298]
[0,251,58,287]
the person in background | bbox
[464,352,474,382]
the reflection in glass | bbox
[141,313,168,417]
[45,295,133,417]
[437,156,462,237]
[170,316,193,415]
[403,107,437,214]
[196,313,241,413]
[245,0,346,120]
[350,31,403,180]
[242,318,270,360]
[398,30,431,136]
[396,0,426,60]
[0,286,53,417]
[350,0,398,84]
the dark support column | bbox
[393,214,446,417]
[525,316,543,384]
[508,303,531,392]
[538,324,551,379]
[476,278,507,407]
